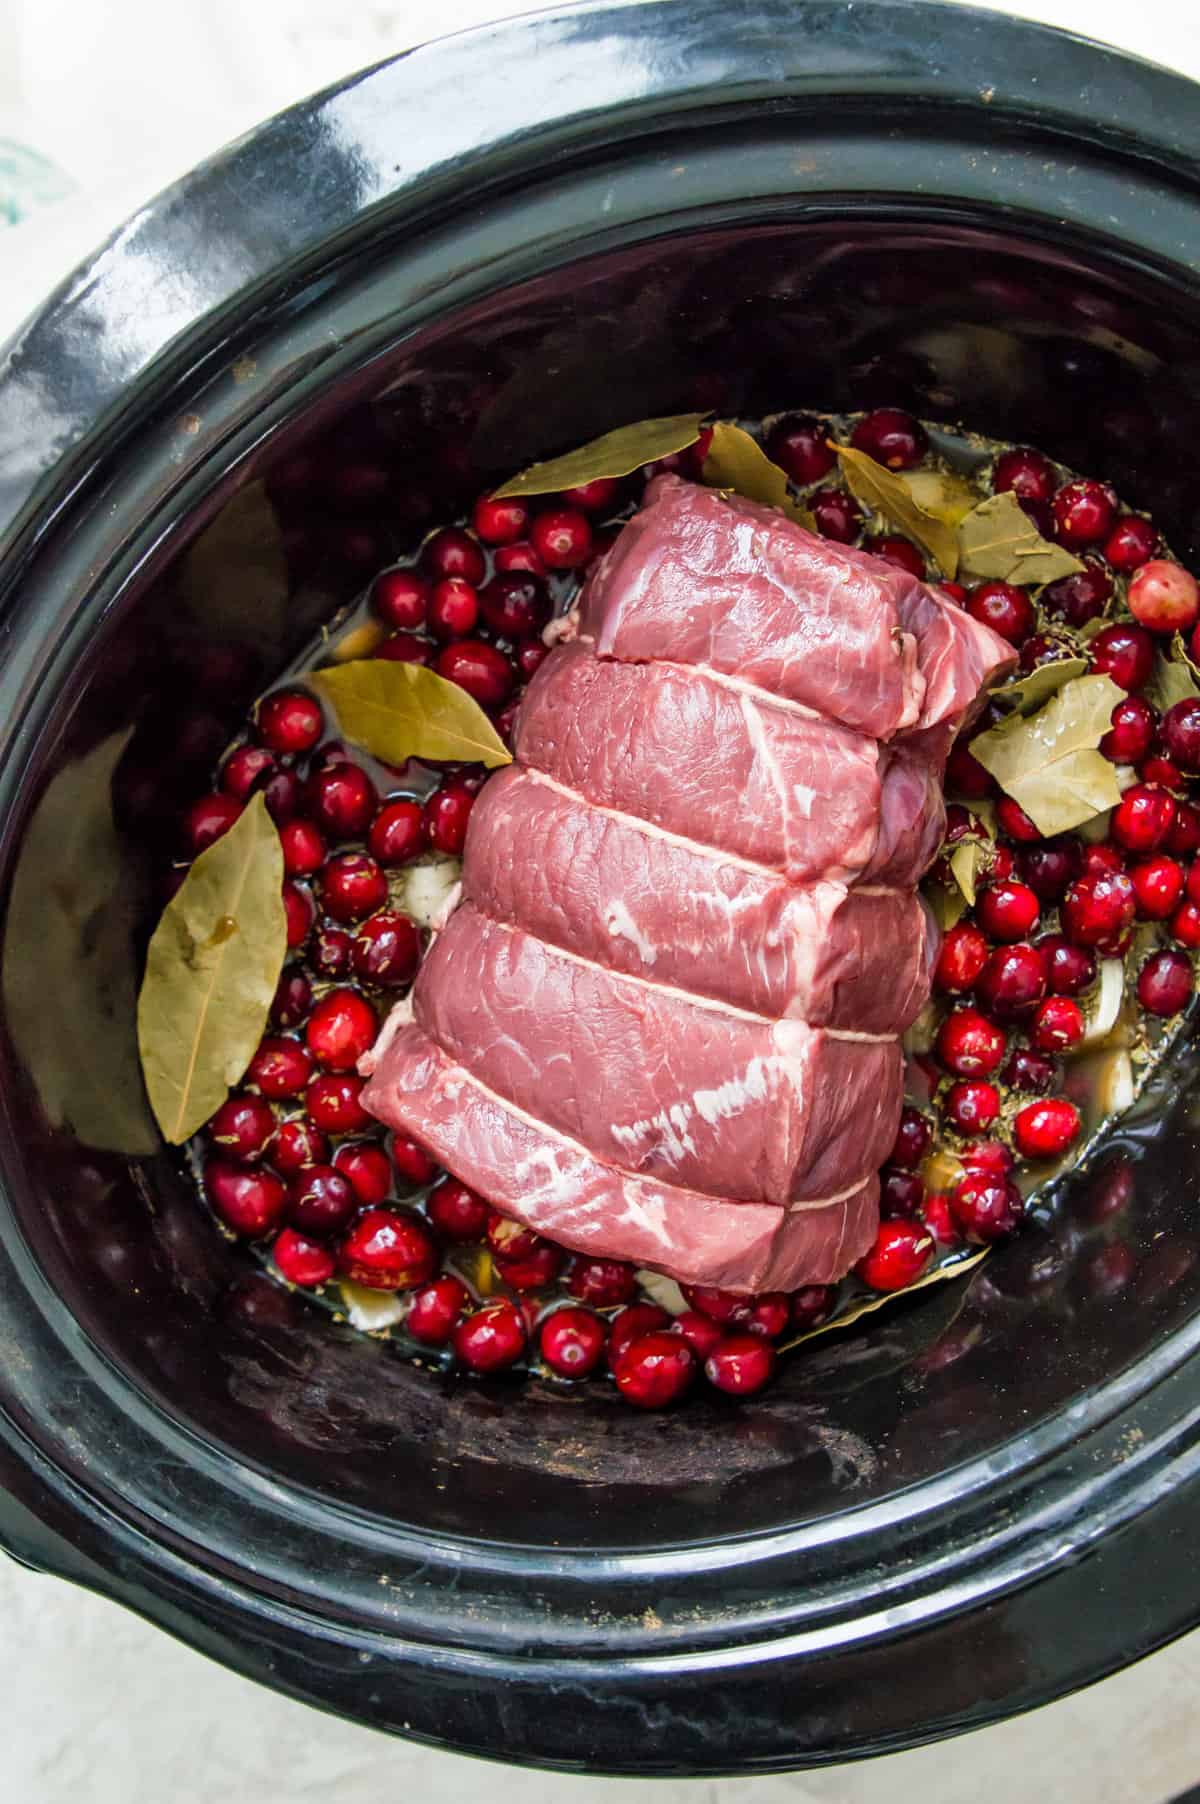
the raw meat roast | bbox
[363,475,1013,1292]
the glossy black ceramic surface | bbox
[1,0,1200,1774]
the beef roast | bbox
[363,475,1014,1292]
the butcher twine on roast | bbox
[362,474,1014,1292]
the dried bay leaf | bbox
[989,656,1088,715]
[957,491,1084,585]
[903,466,979,528]
[781,1249,989,1352]
[312,660,512,770]
[492,414,706,498]
[137,795,286,1143]
[948,836,992,907]
[969,672,1125,835]
[1144,638,1200,713]
[702,422,815,528]
[834,443,960,576]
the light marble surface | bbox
[3,1,1200,1798]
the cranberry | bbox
[205,1159,288,1238]
[1111,784,1176,855]
[317,852,387,924]
[407,1274,471,1345]
[809,486,863,542]
[377,632,431,665]
[1141,754,1185,791]
[287,1164,357,1237]
[257,688,322,754]
[424,781,476,855]
[338,1206,438,1290]
[940,581,967,604]
[269,1118,328,1173]
[424,527,485,586]
[310,927,353,980]
[672,1310,724,1359]
[248,1036,313,1099]
[185,793,242,855]
[1161,698,1200,772]
[608,1303,672,1366]
[1101,695,1157,764]
[1053,477,1117,546]
[563,475,623,512]
[1090,622,1154,692]
[704,1332,777,1396]
[945,737,994,799]
[1128,560,1200,634]
[567,1256,638,1308]
[997,797,1042,844]
[473,495,530,545]
[1001,1046,1059,1093]
[366,799,424,867]
[1172,901,1200,948]
[881,1167,925,1218]
[380,1137,431,1195]
[1081,843,1125,879]
[208,1092,276,1161]
[305,988,377,1071]
[423,1176,486,1241]
[1038,933,1097,995]
[923,1193,960,1246]
[494,1241,566,1291]
[263,769,304,827]
[967,581,1035,646]
[960,1139,1014,1177]
[856,1220,935,1291]
[221,744,275,800]
[1018,837,1081,902]
[1061,870,1136,949]
[427,577,479,639]
[530,508,592,569]
[1103,515,1159,572]
[485,1214,541,1261]
[531,1305,603,1378]
[1137,947,1194,1016]
[305,1072,370,1135]
[453,1300,527,1371]
[282,881,315,949]
[865,535,925,578]
[944,1080,1001,1134]
[738,1293,788,1339]
[993,446,1056,504]
[977,879,1040,942]
[372,568,430,630]
[889,1105,933,1169]
[1030,994,1085,1051]
[1168,802,1200,855]
[515,636,549,680]
[1130,854,1185,920]
[783,1287,831,1333]
[988,846,1017,882]
[1018,634,1075,674]
[478,571,549,638]
[1014,1097,1082,1159]
[936,1007,1007,1076]
[679,1285,755,1324]
[613,1330,695,1409]
[273,1227,335,1288]
[1042,558,1113,629]
[436,640,514,707]
[851,406,926,469]
[493,541,546,576]
[350,912,418,987]
[763,415,835,485]
[951,1172,1023,1242]
[934,922,989,993]
[332,1141,392,1206]
[308,763,378,839]
[278,818,326,878]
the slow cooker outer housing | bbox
[1,0,1200,1774]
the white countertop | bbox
[3,2,1200,1799]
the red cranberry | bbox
[1014,1097,1082,1159]
[1081,843,1125,879]
[288,1164,358,1237]
[308,763,378,839]
[453,1300,527,1371]
[377,632,430,665]
[263,769,304,827]
[1137,947,1194,1016]
[372,568,430,630]
[567,1256,638,1308]
[486,1214,542,1261]
[565,476,624,513]
[339,1206,438,1290]
[1053,477,1117,547]
[993,446,1056,504]
[1131,854,1185,919]
[311,926,353,979]
[515,636,549,680]
[278,819,326,878]
[1038,933,1097,995]
[704,1332,776,1396]
[936,1007,1007,1076]
[743,1293,790,1339]
[1018,837,1081,902]
[473,495,530,545]
[997,797,1042,844]
[1161,698,1200,772]
[1001,1045,1059,1093]
[608,1303,672,1366]
[940,581,967,604]
[960,1139,1014,1177]
[764,414,836,485]
[248,1036,313,1099]
[976,879,1041,943]
[283,881,315,949]
[257,688,322,755]
[967,581,1035,646]
[934,922,989,993]
[1101,695,1157,764]
[1062,870,1136,949]
[185,793,242,854]
[273,1228,335,1288]
[407,1274,471,1345]
[945,737,994,799]
[352,912,420,986]
[332,1141,393,1206]
[478,571,549,638]
[791,1285,836,1330]
[679,1285,754,1324]
[1111,784,1176,855]
[435,640,514,707]
[494,541,546,576]
[368,799,425,866]
[1018,634,1075,674]
[851,406,927,469]
[856,1220,935,1291]
[988,846,1017,882]
[809,486,863,542]
[1141,754,1185,791]
[1172,900,1200,948]
[923,1193,959,1247]
[881,1168,925,1218]
[1090,622,1155,692]
[208,1092,275,1162]
[205,1159,288,1238]
[530,508,592,569]
[672,1310,724,1359]
[1103,515,1159,572]
[318,852,388,924]
[494,1241,565,1291]
[305,988,378,1071]
[386,1136,434,1193]
[1042,558,1113,629]
[1030,995,1085,1051]
[269,1118,328,1174]
[944,1080,1001,1134]
[305,1072,371,1135]
[951,1172,1023,1242]
[426,1176,489,1240]
[889,1104,933,1169]
[532,1306,604,1378]
[865,534,925,578]
[428,577,479,639]
[424,781,476,855]
[1128,560,1200,634]
[424,527,485,586]
[221,744,275,799]
[613,1331,695,1409]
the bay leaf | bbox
[957,491,1085,585]
[926,880,968,932]
[137,794,286,1144]
[989,656,1088,715]
[1144,636,1200,713]
[702,422,815,528]
[312,660,512,770]
[780,1248,989,1352]
[903,466,980,528]
[491,413,706,498]
[948,836,992,907]
[834,443,960,577]
[970,672,1126,835]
